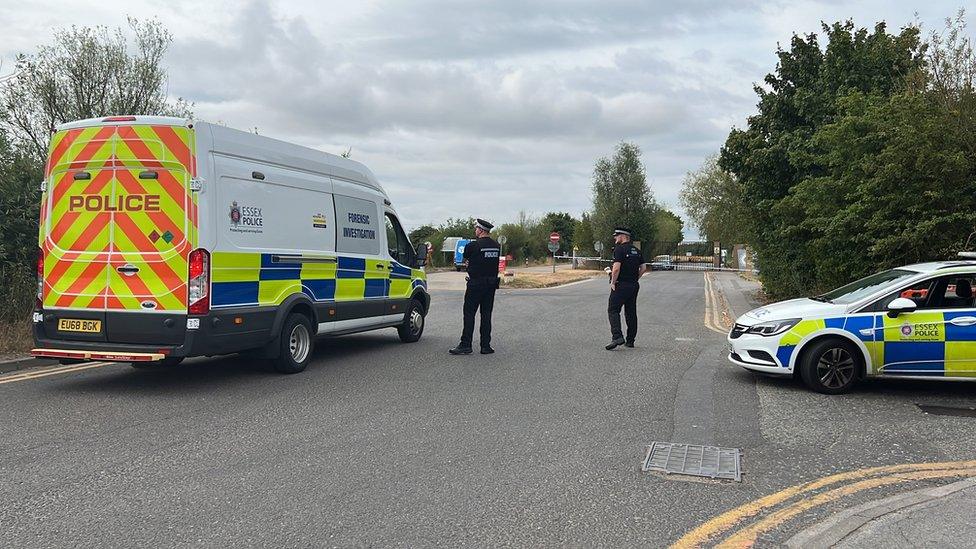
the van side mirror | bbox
[887,297,917,318]
[416,243,429,267]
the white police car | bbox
[729,258,976,394]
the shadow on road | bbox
[49,332,409,395]
[752,370,976,399]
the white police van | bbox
[32,116,430,374]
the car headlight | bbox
[745,318,800,337]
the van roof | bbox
[55,116,387,197]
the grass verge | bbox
[501,269,604,289]
[0,265,35,356]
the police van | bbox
[31,116,430,373]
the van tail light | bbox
[36,249,44,309]
[188,248,210,315]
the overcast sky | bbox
[1,1,971,238]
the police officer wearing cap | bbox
[606,227,647,350]
[450,219,501,355]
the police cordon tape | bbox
[554,255,757,272]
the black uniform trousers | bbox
[461,278,497,349]
[608,281,639,343]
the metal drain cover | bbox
[642,442,742,481]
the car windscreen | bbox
[817,269,919,304]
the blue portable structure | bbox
[454,239,471,271]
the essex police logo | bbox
[901,323,913,337]
[228,201,264,234]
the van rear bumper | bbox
[32,330,195,360]
[31,307,276,361]
[31,348,166,362]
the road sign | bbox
[594,241,604,253]
[498,235,507,245]
[549,232,560,244]
[547,242,560,253]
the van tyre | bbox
[398,300,426,343]
[799,338,861,395]
[274,313,314,374]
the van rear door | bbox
[41,122,197,342]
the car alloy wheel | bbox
[816,347,855,390]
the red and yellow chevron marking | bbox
[41,122,197,312]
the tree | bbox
[0,17,192,163]
[0,129,41,270]
[590,142,658,251]
[408,224,438,248]
[719,20,926,298]
[574,213,597,256]
[536,211,577,254]
[679,155,746,245]
[437,217,476,239]
[653,209,684,244]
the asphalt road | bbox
[2,271,976,547]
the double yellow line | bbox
[0,361,113,385]
[703,273,729,334]
[672,460,976,548]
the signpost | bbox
[498,234,508,256]
[548,232,561,273]
[594,240,604,254]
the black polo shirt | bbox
[464,237,501,278]
[613,243,644,282]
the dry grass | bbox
[501,269,604,289]
[0,265,35,356]
[0,320,32,357]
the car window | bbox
[384,213,415,266]
[385,216,398,259]
[869,274,976,311]
[818,269,919,304]
[927,275,976,309]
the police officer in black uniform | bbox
[450,219,501,355]
[606,227,647,350]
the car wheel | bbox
[799,338,861,394]
[397,299,426,343]
[273,313,314,374]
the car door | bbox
[384,212,416,316]
[873,274,976,377]
[941,274,976,378]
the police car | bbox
[729,257,976,394]
[31,116,430,374]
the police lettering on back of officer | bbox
[450,218,501,355]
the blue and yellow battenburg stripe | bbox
[775,313,976,377]
[210,252,426,308]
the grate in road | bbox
[642,442,742,482]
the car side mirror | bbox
[887,297,917,318]
[416,243,429,267]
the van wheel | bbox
[397,300,426,343]
[273,313,314,374]
[799,338,861,395]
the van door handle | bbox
[376,264,386,270]
[949,316,976,327]
[117,264,140,276]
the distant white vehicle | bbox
[649,255,674,271]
